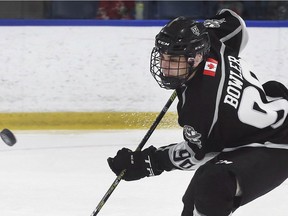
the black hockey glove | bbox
[107,146,163,181]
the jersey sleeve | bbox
[204,9,248,54]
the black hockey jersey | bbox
[157,9,288,171]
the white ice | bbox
[0,129,287,216]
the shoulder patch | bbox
[204,18,226,28]
[203,58,218,77]
[183,125,202,149]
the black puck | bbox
[0,128,17,146]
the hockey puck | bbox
[0,128,17,146]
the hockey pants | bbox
[181,147,288,216]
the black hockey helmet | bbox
[150,16,210,89]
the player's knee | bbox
[193,167,236,215]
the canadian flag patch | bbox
[203,58,218,77]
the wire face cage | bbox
[150,47,190,89]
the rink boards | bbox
[0,112,179,130]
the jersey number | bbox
[237,60,288,129]
[173,149,193,169]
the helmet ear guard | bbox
[150,17,211,89]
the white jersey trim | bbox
[218,9,249,53]
[223,142,288,152]
[208,43,226,137]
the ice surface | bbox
[0,129,287,216]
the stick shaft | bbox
[91,90,177,216]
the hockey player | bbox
[108,9,288,216]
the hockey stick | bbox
[90,90,177,216]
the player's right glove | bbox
[107,146,164,181]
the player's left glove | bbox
[107,146,164,181]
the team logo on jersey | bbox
[203,58,218,77]
[215,160,233,165]
[204,18,226,28]
[183,125,202,149]
[191,25,200,36]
